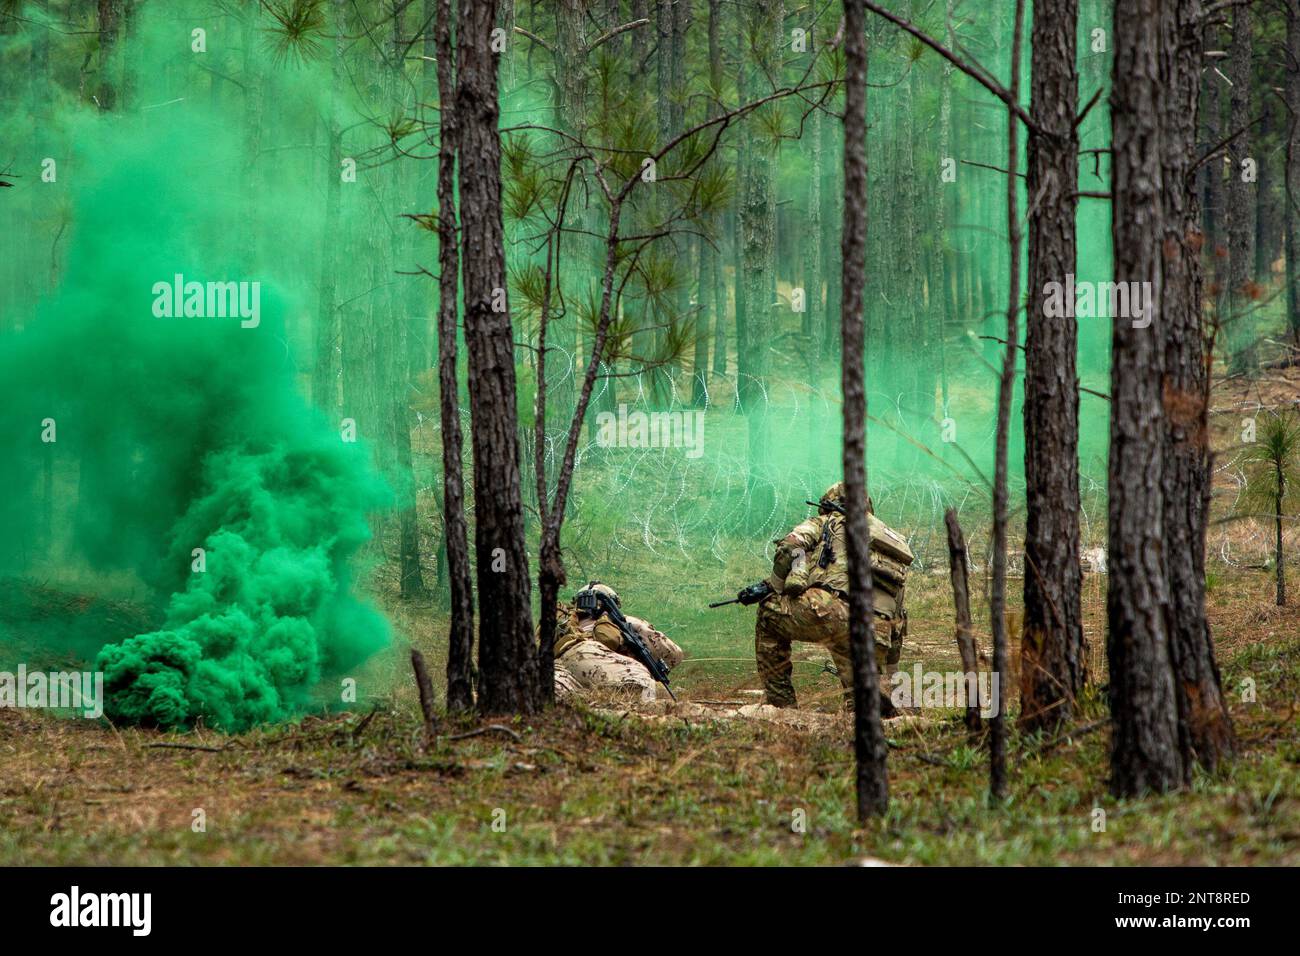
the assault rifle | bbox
[708,579,774,609]
[576,587,676,700]
[806,500,843,568]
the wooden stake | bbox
[945,508,982,735]
[411,648,439,744]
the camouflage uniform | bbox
[548,584,683,703]
[755,482,913,708]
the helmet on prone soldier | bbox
[576,581,620,610]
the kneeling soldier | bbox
[754,482,913,712]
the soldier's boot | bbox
[876,616,903,717]
[825,647,896,717]
[756,625,797,708]
[878,681,899,718]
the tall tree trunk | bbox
[1161,0,1235,775]
[390,1,428,602]
[240,1,266,272]
[936,0,956,407]
[553,0,587,422]
[740,0,781,527]
[120,0,138,110]
[1256,105,1277,281]
[1202,22,1229,332]
[842,0,888,822]
[1108,0,1184,797]
[733,5,751,400]
[820,90,841,360]
[713,214,729,375]
[807,102,823,385]
[671,0,688,136]
[534,241,561,708]
[457,0,537,714]
[694,0,725,403]
[988,0,1025,803]
[631,0,650,67]
[709,0,728,378]
[313,0,346,413]
[1226,3,1257,374]
[31,0,51,123]
[1286,3,1300,344]
[438,0,476,712]
[95,0,123,110]
[897,0,927,423]
[1021,0,1085,734]
[692,235,711,405]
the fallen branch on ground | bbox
[445,724,523,743]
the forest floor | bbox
[2,564,1297,866]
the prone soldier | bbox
[546,582,684,703]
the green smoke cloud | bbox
[0,9,391,731]
[95,433,390,731]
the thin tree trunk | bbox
[31,0,51,122]
[120,0,138,110]
[988,0,1025,802]
[1203,24,1228,330]
[733,6,750,399]
[631,0,649,67]
[1021,0,1085,734]
[842,0,889,822]
[1227,3,1257,374]
[693,235,711,406]
[702,0,726,392]
[313,1,345,413]
[713,213,728,374]
[897,0,927,420]
[807,104,823,384]
[820,89,841,360]
[95,0,123,110]
[740,1,781,527]
[385,4,427,602]
[936,0,956,405]
[1286,4,1300,344]
[1256,105,1277,281]
[534,238,561,707]
[438,0,476,713]
[240,2,266,272]
[553,0,587,421]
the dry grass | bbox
[2,561,1296,866]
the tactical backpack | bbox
[805,513,914,618]
[867,514,914,620]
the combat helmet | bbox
[816,482,874,515]
[817,482,845,513]
[575,580,620,612]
